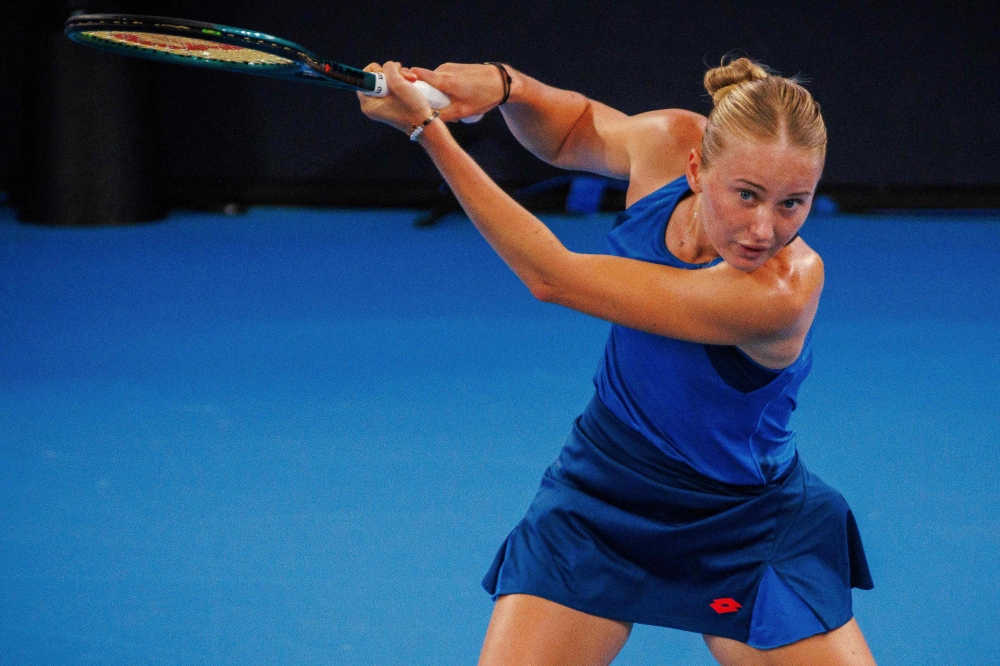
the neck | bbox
[674,194,718,264]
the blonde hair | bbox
[701,57,826,168]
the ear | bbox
[686,148,704,193]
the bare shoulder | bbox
[735,239,823,367]
[782,237,825,302]
[758,237,824,317]
[624,109,707,203]
[626,108,707,138]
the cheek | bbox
[705,198,747,240]
[778,208,809,238]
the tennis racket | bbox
[64,14,482,122]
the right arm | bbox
[357,63,820,361]
[411,63,706,198]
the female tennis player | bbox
[357,57,876,665]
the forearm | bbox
[417,119,570,297]
[412,119,804,349]
[408,62,631,176]
[498,68,592,165]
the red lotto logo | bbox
[710,597,743,614]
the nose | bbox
[749,207,776,245]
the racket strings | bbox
[81,31,293,66]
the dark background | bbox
[3,1,999,223]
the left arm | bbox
[358,63,814,347]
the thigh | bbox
[478,594,632,666]
[704,618,876,666]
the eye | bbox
[781,198,803,210]
[738,189,755,202]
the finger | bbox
[439,106,478,124]
[382,61,404,85]
[399,66,419,83]
[363,62,382,73]
[410,66,447,89]
[436,110,463,123]
[382,61,405,83]
[383,63,422,101]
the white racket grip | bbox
[413,80,450,109]
[365,76,483,123]
[365,72,388,97]
[412,81,482,124]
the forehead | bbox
[710,139,824,192]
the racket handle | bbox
[365,74,483,124]
[414,82,483,124]
[412,80,450,109]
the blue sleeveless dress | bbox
[482,177,873,648]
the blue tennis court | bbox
[1,205,997,664]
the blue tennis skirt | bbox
[483,395,874,649]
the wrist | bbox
[503,65,525,105]
[408,109,441,141]
[484,62,512,107]
[415,116,451,148]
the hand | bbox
[409,63,509,123]
[356,61,435,134]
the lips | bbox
[738,243,768,256]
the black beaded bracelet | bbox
[484,62,512,105]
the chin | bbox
[723,251,769,273]
[731,260,760,273]
[724,242,774,272]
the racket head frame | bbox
[64,14,385,94]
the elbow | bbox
[525,249,578,304]
[526,267,568,303]
[527,279,558,304]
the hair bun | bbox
[704,57,770,105]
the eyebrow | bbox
[735,178,813,197]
